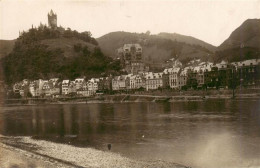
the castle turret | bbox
[48,9,57,29]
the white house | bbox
[145,72,163,91]
[75,78,85,90]
[85,78,99,96]
[62,80,70,95]
[216,60,228,70]
[169,67,181,89]
[135,74,146,89]
[112,75,127,91]
[179,68,190,88]
[126,74,136,90]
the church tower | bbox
[48,9,57,29]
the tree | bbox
[145,31,151,35]
[82,31,92,37]
[7,91,21,99]
[27,91,32,98]
[187,78,198,90]
[1,26,123,85]
[158,86,163,92]
[74,43,82,53]
[181,85,188,91]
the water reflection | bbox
[0,100,260,168]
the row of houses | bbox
[184,59,260,89]
[11,59,260,98]
[12,77,111,98]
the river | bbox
[0,99,260,168]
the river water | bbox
[0,99,260,168]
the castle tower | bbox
[48,9,57,29]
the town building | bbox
[77,81,91,97]
[76,88,90,97]
[179,67,190,88]
[49,78,59,85]
[87,78,99,96]
[117,44,149,74]
[186,62,214,89]
[102,76,113,91]
[193,66,204,87]
[75,78,85,90]
[13,83,21,94]
[126,74,136,90]
[29,81,36,97]
[232,59,260,88]
[215,60,231,88]
[163,58,183,68]
[42,80,60,97]
[135,74,146,89]
[112,75,127,91]
[62,80,70,95]
[169,67,181,89]
[145,72,163,91]
[34,79,47,97]
[112,76,120,91]
[8,58,260,98]
[68,81,77,95]
[162,69,170,89]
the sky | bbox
[0,0,259,46]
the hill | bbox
[40,37,97,58]
[1,26,121,84]
[97,31,213,66]
[215,19,260,62]
[0,40,15,58]
[157,32,216,52]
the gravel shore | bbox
[0,136,189,168]
[0,142,70,168]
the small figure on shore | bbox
[107,144,111,150]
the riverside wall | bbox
[2,88,260,105]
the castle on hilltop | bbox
[48,9,57,29]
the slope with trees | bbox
[97,31,214,66]
[1,26,121,84]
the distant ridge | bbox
[157,32,216,52]
[218,19,260,50]
[215,19,260,62]
[1,19,259,65]
[97,31,214,66]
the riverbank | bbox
[0,135,189,168]
[0,138,70,168]
[2,88,260,105]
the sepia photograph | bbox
[0,0,260,167]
